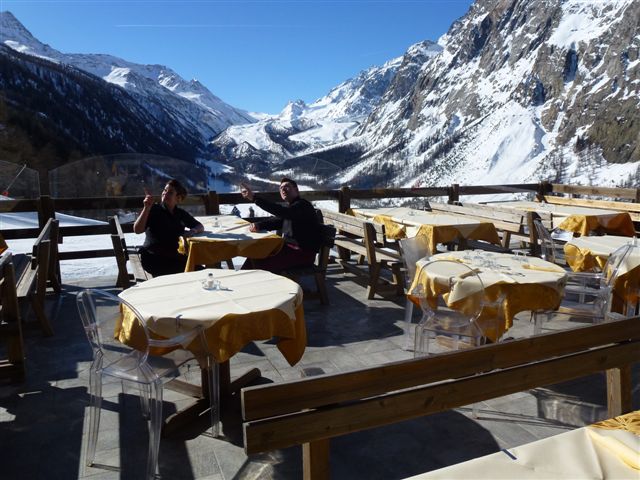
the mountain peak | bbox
[0,10,54,59]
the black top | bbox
[254,196,321,252]
[142,203,200,256]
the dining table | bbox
[494,200,636,237]
[407,410,640,479]
[409,251,568,342]
[348,207,501,254]
[564,235,638,272]
[564,236,640,314]
[0,233,7,254]
[118,268,305,433]
[178,214,284,271]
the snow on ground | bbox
[2,211,135,280]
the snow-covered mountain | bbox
[342,0,640,189]
[207,41,441,187]
[2,1,638,192]
[0,11,254,145]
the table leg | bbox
[162,360,261,437]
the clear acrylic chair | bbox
[398,235,431,350]
[414,259,498,418]
[533,217,569,265]
[413,260,490,356]
[76,289,219,479]
[533,242,639,333]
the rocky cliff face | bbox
[343,0,639,189]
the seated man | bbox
[133,179,204,277]
[240,177,321,273]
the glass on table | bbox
[513,251,528,264]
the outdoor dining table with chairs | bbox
[116,268,306,432]
[178,214,284,271]
[349,206,501,253]
[409,251,568,343]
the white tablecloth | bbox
[119,269,305,364]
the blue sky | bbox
[3,0,474,114]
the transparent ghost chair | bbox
[413,259,501,418]
[398,235,431,350]
[533,241,639,333]
[413,260,492,356]
[76,289,219,480]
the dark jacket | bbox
[254,196,321,252]
[142,203,200,256]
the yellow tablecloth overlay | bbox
[564,237,640,313]
[349,207,501,254]
[372,214,407,239]
[178,215,284,271]
[410,252,566,341]
[558,211,635,237]
[118,269,306,365]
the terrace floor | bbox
[1,263,638,479]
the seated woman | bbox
[133,179,204,277]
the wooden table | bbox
[495,201,636,237]
[410,251,567,341]
[119,268,305,434]
[407,410,640,479]
[349,207,501,254]
[178,215,284,271]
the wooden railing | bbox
[242,317,639,479]
[0,182,638,264]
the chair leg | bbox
[203,359,220,438]
[147,380,163,480]
[138,384,151,419]
[402,298,414,351]
[314,272,329,305]
[86,368,103,469]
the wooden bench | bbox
[427,202,550,253]
[109,216,150,289]
[320,209,403,299]
[242,318,639,479]
[0,252,25,383]
[13,218,59,336]
[281,211,336,305]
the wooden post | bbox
[205,191,220,215]
[338,186,351,213]
[302,439,330,480]
[448,184,459,204]
[38,195,55,228]
[526,211,538,256]
[606,365,632,417]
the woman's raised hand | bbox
[142,187,153,208]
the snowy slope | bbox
[207,41,442,186]
[347,0,640,189]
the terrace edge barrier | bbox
[0,182,637,270]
